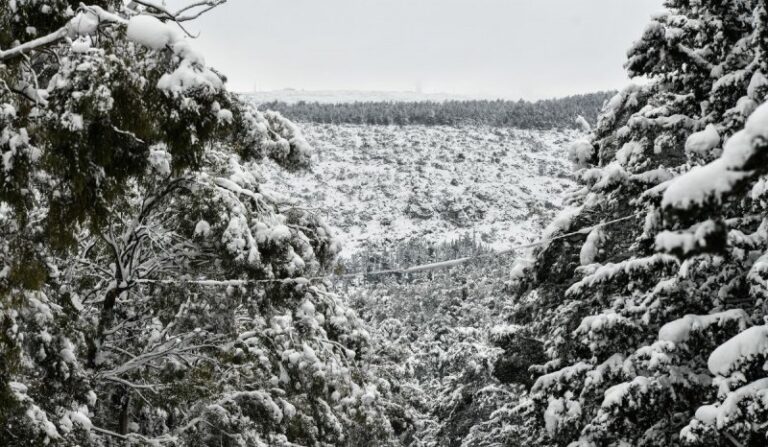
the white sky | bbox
[178,0,665,99]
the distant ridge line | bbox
[248,91,615,129]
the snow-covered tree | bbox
[500,1,768,446]
[1,2,404,445]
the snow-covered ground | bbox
[261,124,579,259]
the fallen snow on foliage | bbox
[68,11,101,36]
[532,362,592,393]
[579,227,603,265]
[568,140,593,167]
[195,220,211,237]
[694,378,768,426]
[658,309,748,343]
[661,159,747,209]
[747,253,768,291]
[707,325,768,376]
[616,141,644,166]
[126,15,181,50]
[148,144,172,176]
[544,397,581,435]
[126,15,223,94]
[654,219,718,254]
[748,71,768,99]
[543,206,581,241]
[685,124,720,156]
[566,254,678,296]
[575,312,627,335]
[663,102,768,209]
[601,376,651,408]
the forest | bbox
[254,93,613,129]
[2,1,768,447]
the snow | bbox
[685,124,720,156]
[26,405,60,440]
[720,130,756,168]
[68,11,100,35]
[601,376,651,408]
[568,140,594,167]
[658,309,748,344]
[70,37,92,53]
[9,381,28,397]
[217,108,234,123]
[748,253,768,291]
[744,101,768,139]
[532,362,592,393]
[544,397,581,435]
[752,177,768,201]
[194,220,211,237]
[694,378,768,426]
[157,58,223,94]
[616,141,643,166]
[148,145,172,176]
[59,346,76,363]
[68,407,93,430]
[266,225,292,242]
[489,324,524,339]
[654,219,718,254]
[543,207,581,240]
[126,15,181,51]
[708,325,768,376]
[747,71,768,99]
[579,227,602,265]
[576,312,623,335]
[592,162,628,190]
[661,101,768,208]
[631,167,674,184]
[567,254,677,296]
[661,159,747,209]
[126,15,223,94]
[575,115,592,132]
[260,124,578,258]
[732,96,758,117]
[61,112,84,131]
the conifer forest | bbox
[2,1,768,446]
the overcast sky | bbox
[179,0,664,99]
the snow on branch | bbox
[663,102,768,211]
[0,1,226,62]
[708,325,768,376]
[0,6,125,61]
[658,309,749,344]
[132,0,228,22]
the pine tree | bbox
[499,1,768,446]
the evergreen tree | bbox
[499,1,768,446]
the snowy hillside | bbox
[260,124,579,260]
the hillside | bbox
[255,122,581,446]
[259,124,578,262]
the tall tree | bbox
[1,2,404,445]
[500,1,768,446]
